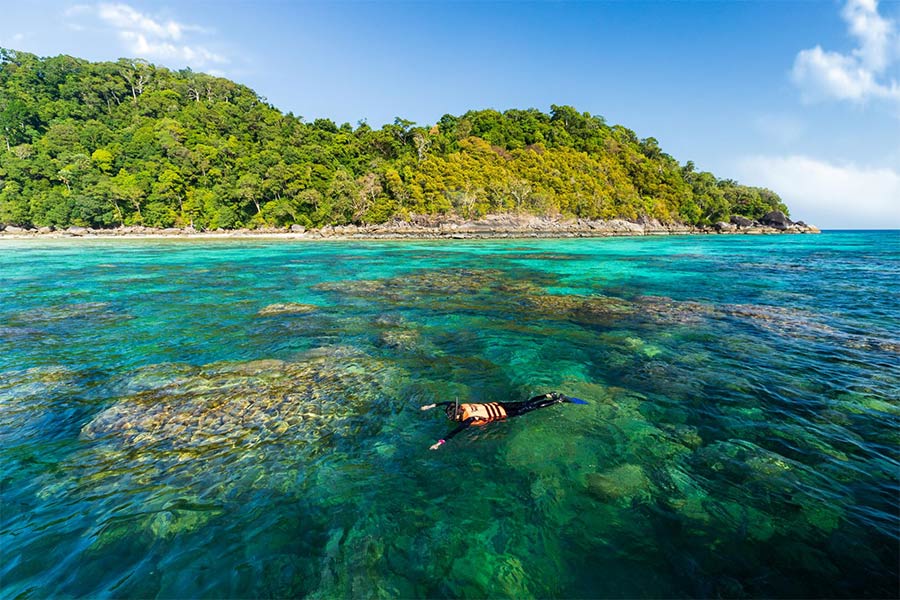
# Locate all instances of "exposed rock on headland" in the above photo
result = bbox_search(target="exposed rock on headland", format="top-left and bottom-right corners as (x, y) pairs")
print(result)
(0, 214), (821, 239)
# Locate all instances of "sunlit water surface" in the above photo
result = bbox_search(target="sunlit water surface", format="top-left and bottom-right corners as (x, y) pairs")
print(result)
(1, 232), (897, 598)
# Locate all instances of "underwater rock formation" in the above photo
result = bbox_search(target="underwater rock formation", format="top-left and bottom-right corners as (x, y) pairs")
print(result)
(314, 268), (554, 311)
(9, 302), (129, 333)
(257, 302), (319, 316)
(0, 365), (87, 447)
(586, 464), (653, 503)
(43, 347), (408, 546)
(81, 347), (403, 454)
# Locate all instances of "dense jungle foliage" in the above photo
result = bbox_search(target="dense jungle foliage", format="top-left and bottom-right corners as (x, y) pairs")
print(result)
(0, 49), (789, 229)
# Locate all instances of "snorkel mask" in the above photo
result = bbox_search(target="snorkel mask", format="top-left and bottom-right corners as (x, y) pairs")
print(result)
(444, 396), (461, 420)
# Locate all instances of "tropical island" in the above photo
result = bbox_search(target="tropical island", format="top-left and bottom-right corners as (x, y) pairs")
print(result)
(0, 48), (817, 237)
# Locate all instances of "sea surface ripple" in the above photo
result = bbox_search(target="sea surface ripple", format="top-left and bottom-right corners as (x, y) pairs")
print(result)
(0, 231), (897, 598)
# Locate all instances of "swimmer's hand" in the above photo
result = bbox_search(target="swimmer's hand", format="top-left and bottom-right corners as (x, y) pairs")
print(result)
(420, 403), (436, 411)
(429, 439), (446, 450)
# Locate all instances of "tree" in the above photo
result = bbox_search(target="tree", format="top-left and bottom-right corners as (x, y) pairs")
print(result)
(111, 169), (145, 223)
(57, 153), (91, 193)
(0, 180), (29, 224)
(91, 148), (114, 173)
(236, 173), (263, 217)
(152, 168), (186, 217)
(0, 98), (36, 151)
(356, 172), (382, 222)
(0, 49), (798, 229)
(117, 58), (151, 101)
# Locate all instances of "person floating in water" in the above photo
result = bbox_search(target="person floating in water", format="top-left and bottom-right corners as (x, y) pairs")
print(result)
(420, 392), (588, 450)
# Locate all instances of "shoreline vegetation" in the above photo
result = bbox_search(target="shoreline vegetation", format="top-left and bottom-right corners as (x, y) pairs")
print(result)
(1, 49), (812, 235)
(1, 212), (819, 240)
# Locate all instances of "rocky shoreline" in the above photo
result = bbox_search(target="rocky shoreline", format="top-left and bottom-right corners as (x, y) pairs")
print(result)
(0, 211), (819, 240)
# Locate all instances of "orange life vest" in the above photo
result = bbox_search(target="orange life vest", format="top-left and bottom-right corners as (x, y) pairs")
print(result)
(459, 402), (507, 426)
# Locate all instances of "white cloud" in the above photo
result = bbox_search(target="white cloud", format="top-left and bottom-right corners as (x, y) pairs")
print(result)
(67, 3), (226, 67)
(736, 155), (900, 229)
(98, 3), (185, 40)
(792, 0), (900, 105)
(120, 31), (225, 65)
(843, 0), (894, 71)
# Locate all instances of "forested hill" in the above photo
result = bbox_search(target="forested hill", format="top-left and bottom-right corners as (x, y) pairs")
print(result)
(0, 48), (789, 230)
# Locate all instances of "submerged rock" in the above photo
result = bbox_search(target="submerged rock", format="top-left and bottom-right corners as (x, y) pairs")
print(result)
(634, 295), (716, 326)
(55, 347), (408, 547)
(449, 549), (534, 599)
(147, 501), (224, 540)
(800, 499), (844, 533)
(376, 328), (422, 352)
(314, 268), (557, 312)
(257, 302), (319, 316)
(586, 463), (653, 503)
(0, 366), (82, 443)
(81, 348), (401, 453)
(703, 499), (779, 542)
(528, 293), (637, 325)
(722, 303), (836, 338)
(13, 301), (119, 324)
(0, 326), (44, 342)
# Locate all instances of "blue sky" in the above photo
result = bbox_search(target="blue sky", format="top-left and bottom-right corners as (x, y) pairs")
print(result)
(2, 0), (899, 228)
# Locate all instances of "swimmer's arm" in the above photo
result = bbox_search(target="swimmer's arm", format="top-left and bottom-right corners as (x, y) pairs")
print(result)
(420, 402), (455, 411)
(429, 417), (475, 450)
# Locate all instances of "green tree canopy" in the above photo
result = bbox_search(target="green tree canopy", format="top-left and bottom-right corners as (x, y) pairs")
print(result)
(0, 48), (790, 229)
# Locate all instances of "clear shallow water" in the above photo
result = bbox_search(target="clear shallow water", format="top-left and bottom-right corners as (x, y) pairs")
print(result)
(0, 232), (897, 598)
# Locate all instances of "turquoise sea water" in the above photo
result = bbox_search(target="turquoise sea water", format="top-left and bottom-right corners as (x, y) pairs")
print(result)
(1, 231), (897, 598)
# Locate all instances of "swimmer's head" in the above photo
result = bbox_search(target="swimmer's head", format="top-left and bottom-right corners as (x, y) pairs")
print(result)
(445, 402), (462, 421)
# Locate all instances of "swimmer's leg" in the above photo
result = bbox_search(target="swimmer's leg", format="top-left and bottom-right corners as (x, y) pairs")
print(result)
(504, 393), (588, 416)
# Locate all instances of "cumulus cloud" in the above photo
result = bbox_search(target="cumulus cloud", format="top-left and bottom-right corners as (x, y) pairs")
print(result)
(98, 3), (189, 40)
(67, 3), (226, 67)
(792, 0), (900, 104)
(736, 155), (900, 229)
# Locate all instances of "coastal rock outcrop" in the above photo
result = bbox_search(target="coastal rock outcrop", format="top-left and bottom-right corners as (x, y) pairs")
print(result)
(0, 213), (822, 239)
(730, 215), (755, 228)
(715, 221), (737, 232)
(759, 210), (792, 230)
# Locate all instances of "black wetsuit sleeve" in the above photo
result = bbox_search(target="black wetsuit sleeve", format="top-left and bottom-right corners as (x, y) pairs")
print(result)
(443, 417), (476, 441)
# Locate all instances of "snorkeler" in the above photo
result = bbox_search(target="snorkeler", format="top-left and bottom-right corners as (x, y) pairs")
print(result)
(420, 392), (588, 450)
